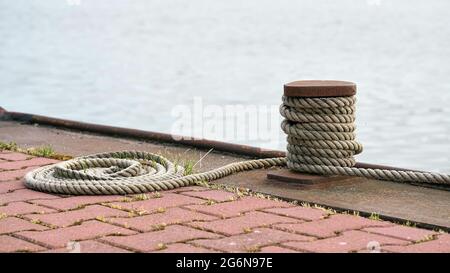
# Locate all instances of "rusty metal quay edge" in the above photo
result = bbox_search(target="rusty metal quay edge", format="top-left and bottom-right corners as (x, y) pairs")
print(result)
(0, 108), (284, 158)
(0, 107), (417, 173)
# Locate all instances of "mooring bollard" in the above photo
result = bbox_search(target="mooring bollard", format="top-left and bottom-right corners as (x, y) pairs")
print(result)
(23, 80), (450, 195)
(268, 80), (361, 186)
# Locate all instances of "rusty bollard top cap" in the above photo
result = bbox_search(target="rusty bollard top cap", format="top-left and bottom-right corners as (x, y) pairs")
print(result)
(284, 80), (356, 97)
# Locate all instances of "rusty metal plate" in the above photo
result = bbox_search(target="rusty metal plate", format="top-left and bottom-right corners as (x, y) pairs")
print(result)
(267, 169), (361, 189)
(284, 80), (356, 97)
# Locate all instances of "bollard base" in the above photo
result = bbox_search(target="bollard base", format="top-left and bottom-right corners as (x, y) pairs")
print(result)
(267, 169), (358, 188)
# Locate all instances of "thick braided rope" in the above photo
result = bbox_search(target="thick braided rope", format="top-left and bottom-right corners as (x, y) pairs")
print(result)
(25, 150), (286, 195)
(281, 95), (450, 186)
(24, 96), (450, 196)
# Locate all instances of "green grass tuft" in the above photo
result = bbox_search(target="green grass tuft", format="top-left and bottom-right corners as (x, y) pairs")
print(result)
(0, 141), (71, 160)
(369, 212), (381, 221)
(0, 141), (18, 151)
(183, 160), (195, 175)
(27, 145), (55, 157)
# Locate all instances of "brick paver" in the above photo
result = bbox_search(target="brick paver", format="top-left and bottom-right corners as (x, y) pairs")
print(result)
(108, 193), (205, 214)
(108, 207), (217, 232)
(0, 151), (448, 253)
(0, 166), (41, 181)
(362, 225), (438, 242)
(185, 196), (292, 218)
(23, 205), (130, 227)
(16, 220), (136, 248)
(41, 240), (131, 253)
(167, 186), (210, 193)
(382, 233), (450, 253)
(152, 243), (220, 253)
(0, 189), (59, 205)
(283, 230), (409, 253)
(274, 214), (392, 238)
(0, 157), (58, 171)
(0, 201), (56, 215)
(0, 217), (48, 234)
(180, 190), (237, 202)
(0, 235), (45, 252)
(31, 195), (123, 210)
(100, 225), (221, 252)
(0, 180), (27, 193)
(188, 211), (301, 235)
(263, 206), (329, 221)
(0, 152), (33, 161)
(192, 228), (312, 252)
(259, 246), (301, 253)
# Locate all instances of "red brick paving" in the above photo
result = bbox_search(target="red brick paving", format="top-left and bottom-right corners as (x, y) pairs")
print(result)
(274, 214), (392, 238)
(0, 180), (27, 194)
(100, 225), (221, 252)
(23, 205), (130, 227)
(0, 152), (32, 161)
(0, 166), (41, 181)
(185, 196), (292, 218)
(188, 211), (301, 236)
(0, 201), (56, 215)
(0, 157), (58, 171)
(0, 189), (59, 205)
(362, 225), (438, 242)
(167, 186), (209, 193)
(0, 217), (48, 234)
(263, 206), (329, 221)
(0, 151), (448, 253)
(41, 240), (132, 253)
(153, 243), (219, 253)
(259, 245), (300, 253)
(192, 228), (312, 252)
(31, 195), (123, 210)
(382, 233), (450, 253)
(16, 220), (136, 248)
(0, 235), (45, 252)
(282, 230), (409, 253)
(109, 193), (205, 214)
(180, 190), (237, 202)
(108, 207), (217, 232)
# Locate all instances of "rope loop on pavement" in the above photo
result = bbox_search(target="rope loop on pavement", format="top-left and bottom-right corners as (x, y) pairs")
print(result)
(25, 150), (286, 195)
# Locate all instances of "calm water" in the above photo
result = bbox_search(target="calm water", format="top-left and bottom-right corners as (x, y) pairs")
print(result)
(1, 0), (450, 173)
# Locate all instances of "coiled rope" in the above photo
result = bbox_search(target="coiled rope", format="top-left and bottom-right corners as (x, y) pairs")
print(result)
(24, 151), (286, 195)
(25, 95), (450, 195)
(280, 95), (450, 186)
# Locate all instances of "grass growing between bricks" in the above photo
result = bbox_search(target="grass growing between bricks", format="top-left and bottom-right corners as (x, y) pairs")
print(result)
(369, 212), (381, 221)
(0, 141), (72, 160)
(183, 160), (195, 176)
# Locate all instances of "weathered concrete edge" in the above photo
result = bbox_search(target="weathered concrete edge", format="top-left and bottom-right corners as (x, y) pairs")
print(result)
(0, 108), (419, 172)
(0, 109), (284, 159)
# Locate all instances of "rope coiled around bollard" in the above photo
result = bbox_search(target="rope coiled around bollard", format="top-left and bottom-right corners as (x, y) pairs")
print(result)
(280, 95), (450, 186)
(24, 96), (450, 195)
